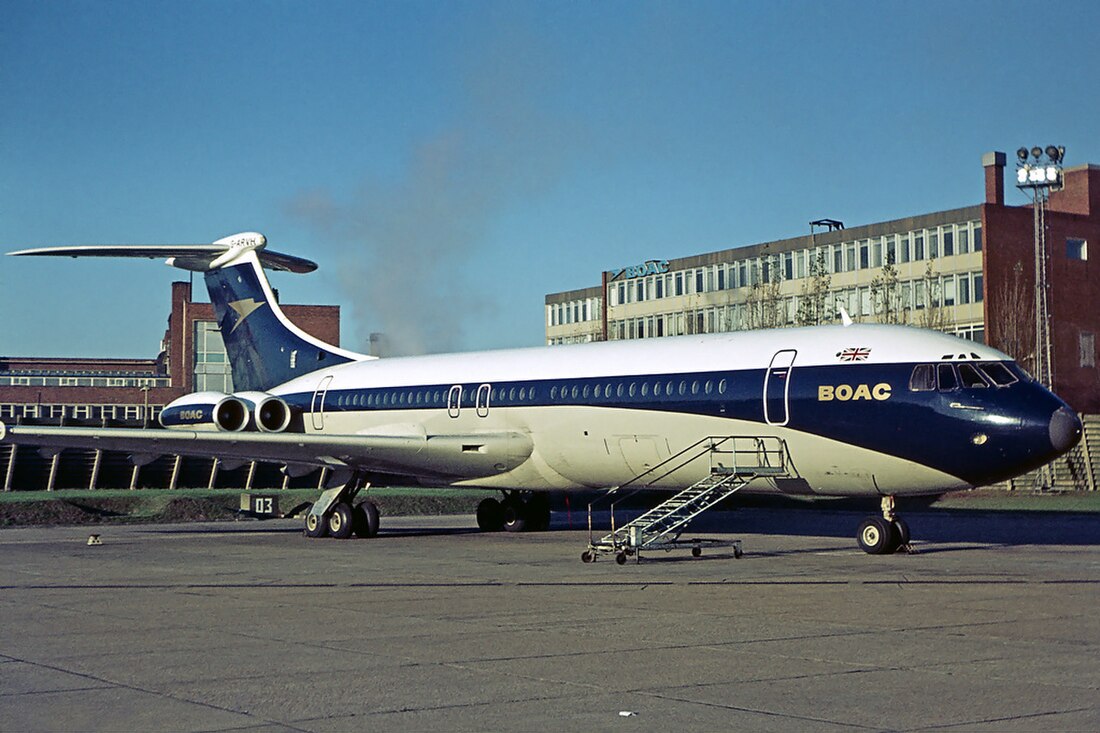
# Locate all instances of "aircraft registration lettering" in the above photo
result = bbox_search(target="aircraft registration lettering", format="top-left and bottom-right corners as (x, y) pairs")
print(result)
(178, 409), (205, 420)
(818, 383), (891, 402)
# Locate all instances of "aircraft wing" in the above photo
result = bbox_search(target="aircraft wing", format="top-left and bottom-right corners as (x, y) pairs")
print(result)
(0, 423), (533, 482)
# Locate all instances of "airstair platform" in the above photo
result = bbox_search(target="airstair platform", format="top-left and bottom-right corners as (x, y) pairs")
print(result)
(582, 436), (796, 564)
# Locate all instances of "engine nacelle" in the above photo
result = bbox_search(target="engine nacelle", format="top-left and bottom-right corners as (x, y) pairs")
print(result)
(233, 391), (293, 433)
(160, 392), (249, 432)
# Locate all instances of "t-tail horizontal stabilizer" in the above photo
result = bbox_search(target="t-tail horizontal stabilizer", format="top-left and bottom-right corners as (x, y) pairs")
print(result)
(8, 232), (372, 391)
(8, 232), (318, 273)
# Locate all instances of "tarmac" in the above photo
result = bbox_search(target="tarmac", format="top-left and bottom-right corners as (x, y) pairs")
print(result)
(1, 505), (1098, 732)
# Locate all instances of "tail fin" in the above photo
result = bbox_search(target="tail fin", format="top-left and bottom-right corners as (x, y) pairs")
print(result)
(9, 232), (371, 392)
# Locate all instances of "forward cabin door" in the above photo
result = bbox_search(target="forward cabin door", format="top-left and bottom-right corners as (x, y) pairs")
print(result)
(763, 349), (796, 426)
(311, 375), (334, 431)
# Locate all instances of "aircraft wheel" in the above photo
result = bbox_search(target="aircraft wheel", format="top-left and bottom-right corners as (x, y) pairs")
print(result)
(615, 552), (628, 565)
(734, 545), (744, 559)
(526, 494), (551, 532)
(304, 509), (328, 538)
(891, 518), (910, 552)
(327, 502), (354, 539)
(476, 497), (504, 532)
(581, 550), (595, 563)
(691, 546), (702, 558)
(857, 516), (895, 555)
(501, 497), (527, 533)
(353, 501), (380, 538)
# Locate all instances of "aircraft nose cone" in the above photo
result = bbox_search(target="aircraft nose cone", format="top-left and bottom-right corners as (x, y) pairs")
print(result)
(1049, 407), (1082, 454)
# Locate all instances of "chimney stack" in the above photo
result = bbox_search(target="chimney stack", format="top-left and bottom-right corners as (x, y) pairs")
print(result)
(983, 151), (1006, 206)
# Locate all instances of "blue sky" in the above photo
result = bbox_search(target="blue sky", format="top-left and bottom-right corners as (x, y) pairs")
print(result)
(3, 0), (1099, 357)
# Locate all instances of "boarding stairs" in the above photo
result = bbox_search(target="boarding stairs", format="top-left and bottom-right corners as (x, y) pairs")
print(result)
(583, 436), (796, 563)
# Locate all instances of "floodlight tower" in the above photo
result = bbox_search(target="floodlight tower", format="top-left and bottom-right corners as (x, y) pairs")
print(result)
(1015, 145), (1064, 389)
(1015, 144), (1064, 490)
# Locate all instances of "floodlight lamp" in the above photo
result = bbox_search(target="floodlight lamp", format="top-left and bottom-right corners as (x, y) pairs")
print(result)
(1045, 145), (1059, 161)
(1058, 146), (1066, 161)
(1031, 146), (1043, 160)
(1046, 166), (1059, 182)
(1017, 147), (1029, 162)
(1030, 167), (1045, 183)
(1017, 168), (1029, 184)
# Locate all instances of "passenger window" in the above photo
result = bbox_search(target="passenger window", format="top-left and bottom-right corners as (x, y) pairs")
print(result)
(617, 383), (624, 398)
(978, 362), (1018, 387)
(550, 386), (558, 400)
(718, 378), (727, 394)
(938, 364), (958, 391)
(909, 364), (936, 392)
(641, 383), (649, 397)
(519, 387), (527, 401)
(679, 380), (687, 395)
(958, 363), (989, 388)
(629, 382), (637, 397)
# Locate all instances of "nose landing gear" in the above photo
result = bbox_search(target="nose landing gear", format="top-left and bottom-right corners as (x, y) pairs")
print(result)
(856, 496), (913, 555)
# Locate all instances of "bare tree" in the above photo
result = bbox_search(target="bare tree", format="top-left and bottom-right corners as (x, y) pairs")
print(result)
(870, 251), (906, 325)
(795, 250), (833, 326)
(989, 261), (1036, 371)
(917, 258), (948, 331)
(745, 255), (785, 330)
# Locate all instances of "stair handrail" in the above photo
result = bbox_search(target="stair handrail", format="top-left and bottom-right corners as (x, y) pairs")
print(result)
(587, 435), (795, 549)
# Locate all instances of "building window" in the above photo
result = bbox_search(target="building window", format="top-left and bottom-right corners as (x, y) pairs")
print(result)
(1067, 238), (1088, 260)
(1081, 332), (1096, 368)
(974, 273), (984, 302)
(914, 233), (925, 261)
(974, 224), (982, 251)
(958, 227), (970, 254)
(943, 227), (954, 257)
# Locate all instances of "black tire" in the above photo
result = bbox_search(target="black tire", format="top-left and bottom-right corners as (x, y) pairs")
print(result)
(501, 497), (527, 533)
(304, 509), (328, 538)
(891, 518), (910, 552)
(581, 550), (595, 563)
(353, 501), (380, 538)
(476, 497), (504, 532)
(615, 552), (627, 565)
(526, 494), (552, 532)
(734, 546), (744, 559)
(857, 516), (896, 555)
(691, 546), (702, 558)
(327, 502), (354, 539)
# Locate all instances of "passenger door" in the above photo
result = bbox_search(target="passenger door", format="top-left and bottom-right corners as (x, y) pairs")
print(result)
(311, 374), (333, 431)
(764, 349), (796, 426)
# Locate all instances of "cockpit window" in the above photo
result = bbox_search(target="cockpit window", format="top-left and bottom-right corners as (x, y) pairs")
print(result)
(909, 364), (936, 391)
(978, 362), (1019, 386)
(957, 363), (989, 388)
(937, 364), (959, 391)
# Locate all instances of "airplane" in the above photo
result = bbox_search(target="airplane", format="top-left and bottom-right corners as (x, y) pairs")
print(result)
(0, 232), (1082, 556)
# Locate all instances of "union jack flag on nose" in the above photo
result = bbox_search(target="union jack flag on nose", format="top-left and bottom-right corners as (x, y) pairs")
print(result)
(837, 347), (871, 362)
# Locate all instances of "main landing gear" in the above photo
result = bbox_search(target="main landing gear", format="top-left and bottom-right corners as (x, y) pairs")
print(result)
(303, 475), (380, 540)
(476, 491), (551, 533)
(856, 496), (912, 555)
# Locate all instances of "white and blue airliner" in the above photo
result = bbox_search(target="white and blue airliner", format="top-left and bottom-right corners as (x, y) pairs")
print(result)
(1, 233), (1082, 555)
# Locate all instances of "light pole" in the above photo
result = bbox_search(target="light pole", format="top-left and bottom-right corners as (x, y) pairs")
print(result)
(1015, 145), (1064, 489)
(1014, 145), (1064, 390)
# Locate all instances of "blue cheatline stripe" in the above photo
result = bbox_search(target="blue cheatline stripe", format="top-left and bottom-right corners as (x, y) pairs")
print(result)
(279, 360), (1066, 487)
